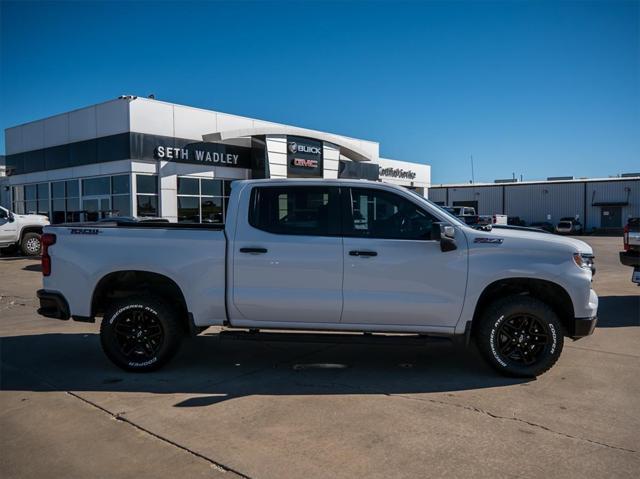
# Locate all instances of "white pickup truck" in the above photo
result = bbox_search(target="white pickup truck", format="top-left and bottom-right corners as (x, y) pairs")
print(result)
(0, 206), (50, 256)
(37, 179), (598, 377)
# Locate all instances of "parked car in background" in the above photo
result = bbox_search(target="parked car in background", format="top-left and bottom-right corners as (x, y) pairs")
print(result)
(529, 222), (555, 233)
(477, 214), (507, 226)
(443, 206), (479, 225)
(620, 217), (640, 285)
(508, 216), (527, 227)
(38, 179), (598, 378)
(555, 218), (583, 235)
(0, 205), (50, 256)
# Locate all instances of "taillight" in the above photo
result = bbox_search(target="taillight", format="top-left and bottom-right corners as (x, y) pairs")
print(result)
(41, 233), (56, 276)
(623, 225), (629, 251)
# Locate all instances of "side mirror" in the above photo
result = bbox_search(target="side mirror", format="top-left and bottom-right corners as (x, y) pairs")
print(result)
(431, 223), (457, 252)
(8, 212), (15, 222)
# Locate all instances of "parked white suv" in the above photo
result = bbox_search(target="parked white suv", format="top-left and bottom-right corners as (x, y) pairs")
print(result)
(0, 206), (50, 256)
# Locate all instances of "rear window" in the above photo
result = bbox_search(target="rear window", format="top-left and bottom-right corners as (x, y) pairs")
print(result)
(558, 221), (572, 228)
(249, 186), (339, 236)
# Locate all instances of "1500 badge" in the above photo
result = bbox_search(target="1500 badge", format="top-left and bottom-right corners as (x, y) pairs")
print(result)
(69, 228), (101, 235)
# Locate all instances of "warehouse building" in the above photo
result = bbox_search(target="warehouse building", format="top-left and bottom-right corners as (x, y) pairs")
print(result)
(1, 96), (430, 223)
(428, 176), (640, 231)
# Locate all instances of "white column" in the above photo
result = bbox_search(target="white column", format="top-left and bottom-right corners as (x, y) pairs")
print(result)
(323, 142), (340, 179)
(265, 135), (288, 178)
(159, 160), (178, 222)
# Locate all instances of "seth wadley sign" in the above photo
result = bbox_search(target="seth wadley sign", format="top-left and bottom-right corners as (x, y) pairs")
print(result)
(154, 146), (241, 165)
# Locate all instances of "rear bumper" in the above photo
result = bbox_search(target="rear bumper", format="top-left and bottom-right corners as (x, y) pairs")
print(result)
(619, 250), (640, 267)
(36, 289), (70, 320)
(569, 316), (598, 339)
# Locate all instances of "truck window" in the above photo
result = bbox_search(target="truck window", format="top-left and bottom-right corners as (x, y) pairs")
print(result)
(346, 188), (437, 240)
(249, 186), (339, 236)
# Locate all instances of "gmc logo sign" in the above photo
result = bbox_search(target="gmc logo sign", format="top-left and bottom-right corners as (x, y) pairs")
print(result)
(292, 158), (318, 168)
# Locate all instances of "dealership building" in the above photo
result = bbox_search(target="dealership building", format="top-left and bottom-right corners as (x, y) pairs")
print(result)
(0, 96), (430, 223)
(428, 175), (640, 230)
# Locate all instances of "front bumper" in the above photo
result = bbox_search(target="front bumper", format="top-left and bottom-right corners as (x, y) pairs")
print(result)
(569, 316), (598, 339)
(36, 289), (70, 320)
(619, 250), (640, 267)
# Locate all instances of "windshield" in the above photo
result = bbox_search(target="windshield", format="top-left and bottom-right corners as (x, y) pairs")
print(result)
(403, 190), (466, 227)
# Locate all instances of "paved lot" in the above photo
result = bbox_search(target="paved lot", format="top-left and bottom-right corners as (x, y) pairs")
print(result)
(1, 236), (638, 478)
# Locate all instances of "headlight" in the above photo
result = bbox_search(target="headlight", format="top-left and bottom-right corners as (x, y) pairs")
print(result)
(573, 253), (595, 273)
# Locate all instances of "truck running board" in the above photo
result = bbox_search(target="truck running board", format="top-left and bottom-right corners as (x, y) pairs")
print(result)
(218, 330), (453, 346)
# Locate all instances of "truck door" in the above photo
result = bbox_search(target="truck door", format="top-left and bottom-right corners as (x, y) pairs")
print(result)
(231, 185), (343, 324)
(0, 207), (18, 244)
(341, 187), (468, 329)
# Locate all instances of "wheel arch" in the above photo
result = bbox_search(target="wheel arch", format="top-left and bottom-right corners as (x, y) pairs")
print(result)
(91, 270), (194, 334)
(471, 278), (575, 336)
(20, 226), (44, 242)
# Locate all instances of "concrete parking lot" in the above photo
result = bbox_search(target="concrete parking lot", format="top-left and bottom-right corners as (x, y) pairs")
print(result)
(1, 236), (638, 478)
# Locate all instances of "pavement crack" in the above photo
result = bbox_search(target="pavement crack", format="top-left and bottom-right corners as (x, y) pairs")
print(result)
(66, 391), (253, 478)
(320, 380), (637, 455)
(565, 344), (640, 359)
(390, 393), (638, 454)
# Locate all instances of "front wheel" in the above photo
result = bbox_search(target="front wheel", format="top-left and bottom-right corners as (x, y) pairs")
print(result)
(100, 296), (183, 372)
(475, 296), (564, 377)
(21, 232), (42, 256)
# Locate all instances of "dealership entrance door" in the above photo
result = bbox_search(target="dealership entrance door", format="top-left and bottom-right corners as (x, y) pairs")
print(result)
(600, 206), (622, 229)
(82, 196), (111, 221)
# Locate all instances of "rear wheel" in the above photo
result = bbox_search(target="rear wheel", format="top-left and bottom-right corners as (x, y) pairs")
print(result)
(100, 296), (182, 372)
(475, 296), (564, 377)
(21, 232), (42, 256)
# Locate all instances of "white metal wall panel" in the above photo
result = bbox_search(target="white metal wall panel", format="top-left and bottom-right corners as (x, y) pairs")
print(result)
(506, 182), (585, 224)
(446, 185), (503, 215)
(587, 180), (640, 229)
(427, 188), (446, 204)
(69, 106), (98, 142)
(44, 114), (69, 148)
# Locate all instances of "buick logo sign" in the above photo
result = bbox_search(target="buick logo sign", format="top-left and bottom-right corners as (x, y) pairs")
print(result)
(288, 141), (321, 155)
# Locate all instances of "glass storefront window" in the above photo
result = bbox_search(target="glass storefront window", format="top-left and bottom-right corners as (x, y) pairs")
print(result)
(52, 181), (65, 198)
(137, 175), (158, 194)
(25, 185), (37, 201)
(111, 175), (130, 195)
(178, 196), (199, 222)
(201, 179), (222, 196)
(66, 179), (79, 197)
(178, 177), (199, 195)
(112, 195), (131, 217)
(177, 177), (229, 223)
(82, 177), (110, 196)
(137, 195), (158, 217)
(201, 197), (224, 224)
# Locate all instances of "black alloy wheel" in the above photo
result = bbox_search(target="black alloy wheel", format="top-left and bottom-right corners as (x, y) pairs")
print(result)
(476, 295), (564, 377)
(100, 296), (182, 372)
(112, 307), (164, 362)
(494, 314), (550, 366)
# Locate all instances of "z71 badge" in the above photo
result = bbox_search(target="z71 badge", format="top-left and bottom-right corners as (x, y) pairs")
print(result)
(474, 237), (504, 244)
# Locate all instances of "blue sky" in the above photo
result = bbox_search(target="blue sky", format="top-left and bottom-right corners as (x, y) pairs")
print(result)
(1, 0), (638, 183)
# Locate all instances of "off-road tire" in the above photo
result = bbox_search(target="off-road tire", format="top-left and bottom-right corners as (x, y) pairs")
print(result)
(100, 296), (183, 372)
(476, 296), (564, 377)
(21, 232), (42, 256)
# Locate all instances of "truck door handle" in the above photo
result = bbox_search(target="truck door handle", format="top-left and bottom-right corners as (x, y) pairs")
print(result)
(349, 250), (378, 257)
(240, 247), (268, 254)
